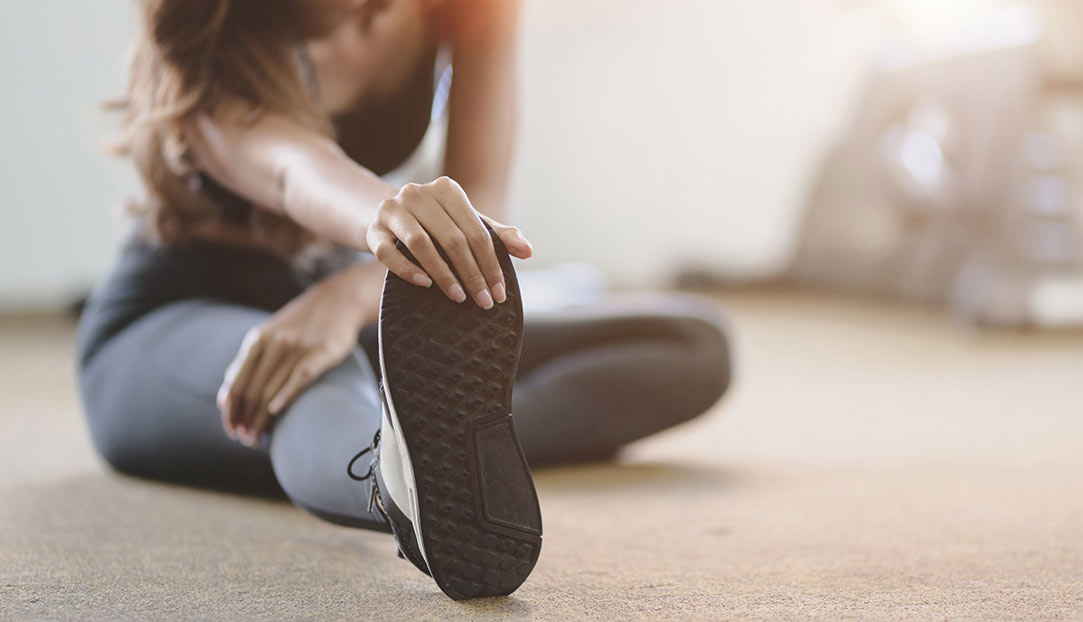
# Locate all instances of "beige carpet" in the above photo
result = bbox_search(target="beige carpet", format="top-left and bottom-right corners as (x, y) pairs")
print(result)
(1, 292), (1081, 621)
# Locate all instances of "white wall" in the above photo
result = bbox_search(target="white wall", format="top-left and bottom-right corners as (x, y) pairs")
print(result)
(512, 0), (878, 284)
(0, 0), (877, 309)
(0, 1), (136, 309)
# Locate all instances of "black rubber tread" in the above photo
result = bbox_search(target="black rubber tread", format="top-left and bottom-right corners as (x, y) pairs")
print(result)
(379, 226), (543, 600)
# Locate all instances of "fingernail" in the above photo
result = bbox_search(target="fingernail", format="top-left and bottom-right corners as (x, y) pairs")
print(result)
(412, 272), (432, 287)
(477, 289), (494, 310)
(268, 399), (282, 415)
(449, 284), (467, 302)
(491, 282), (506, 303)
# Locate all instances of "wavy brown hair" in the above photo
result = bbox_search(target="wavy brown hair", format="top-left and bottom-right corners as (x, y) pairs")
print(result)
(113, 0), (332, 252)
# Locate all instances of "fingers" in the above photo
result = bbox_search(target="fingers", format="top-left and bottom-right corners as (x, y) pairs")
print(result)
(218, 329), (296, 446)
(217, 328), (264, 440)
(369, 177), (535, 307)
(219, 331), (337, 445)
(433, 178), (505, 305)
(479, 213), (534, 260)
(235, 337), (289, 440)
(388, 212), (469, 304)
(261, 347), (302, 417)
(368, 227), (434, 288)
(240, 342), (304, 444)
(268, 350), (338, 418)
(229, 338), (353, 445)
(403, 198), (493, 308)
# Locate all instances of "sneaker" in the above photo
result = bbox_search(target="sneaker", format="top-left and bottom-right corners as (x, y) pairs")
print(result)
(370, 223), (543, 600)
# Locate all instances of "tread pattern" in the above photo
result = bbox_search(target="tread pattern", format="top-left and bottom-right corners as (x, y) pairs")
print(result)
(380, 228), (542, 600)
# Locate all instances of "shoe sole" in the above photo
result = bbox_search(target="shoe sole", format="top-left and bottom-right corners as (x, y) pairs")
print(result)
(378, 228), (543, 600)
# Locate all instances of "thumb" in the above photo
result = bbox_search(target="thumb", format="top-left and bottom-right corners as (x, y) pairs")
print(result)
(480, 215), (533, 259)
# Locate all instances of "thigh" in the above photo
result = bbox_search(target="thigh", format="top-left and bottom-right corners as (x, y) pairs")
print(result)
(79, 300), (281, 493)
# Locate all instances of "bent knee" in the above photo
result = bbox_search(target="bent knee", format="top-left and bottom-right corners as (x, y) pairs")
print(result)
(87, 421), (143, 477)
(669, 306), (734, 415)
(80, 369), (144, 478)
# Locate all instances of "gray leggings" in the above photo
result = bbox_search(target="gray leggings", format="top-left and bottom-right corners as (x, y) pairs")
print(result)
(79, 295), (730, 531)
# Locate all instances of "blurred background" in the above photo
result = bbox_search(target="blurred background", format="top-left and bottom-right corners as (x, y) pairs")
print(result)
(5, 0), (1083, 327)
(3, 2), (1082, 619)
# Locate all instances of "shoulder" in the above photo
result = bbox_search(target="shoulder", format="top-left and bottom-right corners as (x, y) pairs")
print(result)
(434, 0), (520, 41)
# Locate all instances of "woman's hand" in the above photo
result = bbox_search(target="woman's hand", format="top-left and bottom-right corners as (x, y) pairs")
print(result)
(365, 176), (533, 309)
(216, 262), (384, 446)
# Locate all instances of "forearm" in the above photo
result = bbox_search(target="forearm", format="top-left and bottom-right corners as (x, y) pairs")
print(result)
(289, 259), (385, 329)
(278, 143), (399, 252)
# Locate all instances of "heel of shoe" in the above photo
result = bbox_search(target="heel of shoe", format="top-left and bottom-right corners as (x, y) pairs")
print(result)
(474, 416), (543, 536)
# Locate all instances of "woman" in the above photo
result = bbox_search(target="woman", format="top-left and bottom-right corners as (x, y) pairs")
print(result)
(78, 0), (731, 600)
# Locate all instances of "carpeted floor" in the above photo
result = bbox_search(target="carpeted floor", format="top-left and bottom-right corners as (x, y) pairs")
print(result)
(1, 292), (1081, 621)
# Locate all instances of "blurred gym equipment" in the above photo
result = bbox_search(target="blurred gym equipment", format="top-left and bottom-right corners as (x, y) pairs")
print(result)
(791, 2), (1083, 327)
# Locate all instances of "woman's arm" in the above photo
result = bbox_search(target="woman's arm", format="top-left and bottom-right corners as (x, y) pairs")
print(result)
(186, 101), (532, 308)
(187, 105), (390, 251)
(194, 101), (533, 441)
(441, 0), (521, 220)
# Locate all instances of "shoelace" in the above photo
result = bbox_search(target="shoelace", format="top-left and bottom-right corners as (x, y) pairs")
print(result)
(347, 429), (382, 514)
(347, 429), (381, 481)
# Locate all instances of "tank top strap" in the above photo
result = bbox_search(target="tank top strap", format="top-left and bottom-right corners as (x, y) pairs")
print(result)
(292, 28), (322, 109)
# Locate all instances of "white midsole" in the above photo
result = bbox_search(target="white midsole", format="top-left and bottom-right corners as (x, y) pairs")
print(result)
(377, 308), (429, 567)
